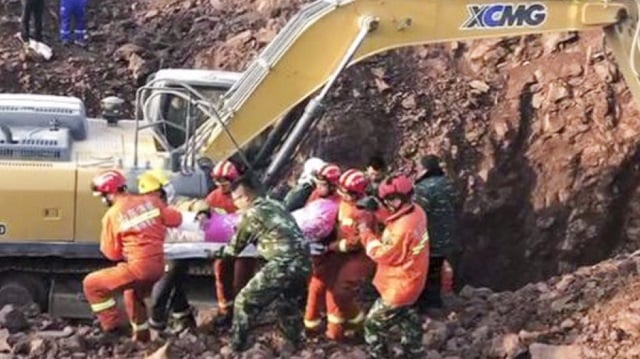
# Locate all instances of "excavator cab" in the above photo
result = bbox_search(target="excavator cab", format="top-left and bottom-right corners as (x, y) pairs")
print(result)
(133, 67), (305, 198)
(141, 69), (242, 151)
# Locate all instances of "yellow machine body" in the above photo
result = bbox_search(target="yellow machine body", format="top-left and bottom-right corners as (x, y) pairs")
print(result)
(0, 118), (163, 243)
(201, 0), (639, 161)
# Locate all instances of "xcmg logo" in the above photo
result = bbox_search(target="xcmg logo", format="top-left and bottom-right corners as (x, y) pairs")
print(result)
(461, 3), (548, 30)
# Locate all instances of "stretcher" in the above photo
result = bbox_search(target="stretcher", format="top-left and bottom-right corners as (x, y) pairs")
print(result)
(163, 198), (339, 259)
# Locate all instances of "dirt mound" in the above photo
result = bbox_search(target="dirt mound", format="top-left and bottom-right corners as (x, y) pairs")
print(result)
(2, 0), (640, 291)
(422, 250), (640, 358)
(0, 251), (638, 358)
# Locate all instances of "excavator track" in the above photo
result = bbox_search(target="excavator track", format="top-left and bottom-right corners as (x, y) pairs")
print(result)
(0, 257), (215, 276)
(0, 257), (218, 319)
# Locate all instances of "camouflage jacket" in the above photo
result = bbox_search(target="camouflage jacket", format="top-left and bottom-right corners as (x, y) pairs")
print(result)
(413, 174), (456, 257)
(223, 197), (310, 262)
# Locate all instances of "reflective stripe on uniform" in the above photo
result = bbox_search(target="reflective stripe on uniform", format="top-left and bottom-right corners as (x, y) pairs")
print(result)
(366, 240), (382, 255)
(327, 314), (345, 324)
(120, 208), (160, 231)
(148, 318), (166, 329)
(348, 310), (365, 324)
(171, 310), (191, 319)
(304, 318), (322, 329)
(90, 298), (116, 312)
(338, 239), (348, 253)
(411, 231), (430, 255)
(341, 218), (354, 226)
(131, 321), (149, 332)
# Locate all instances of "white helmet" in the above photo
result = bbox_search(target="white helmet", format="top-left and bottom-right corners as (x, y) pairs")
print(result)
(298, 157), (326, 184)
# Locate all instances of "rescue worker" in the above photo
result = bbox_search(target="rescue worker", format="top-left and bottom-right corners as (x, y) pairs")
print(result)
(303, 163), (342, 334)
(215, 174), (311, 352)
(20, 0), (44, 43)
(83, 169), (183, 342)
(414, 154), (456, 311)
(283, 157), (326, 211)
(323, 169), (376, 340)
(144, 170), (200, 333)
(358, 174), (429, 359)
(365, 155), (387, 197)
(206, 160), (257, 327)
(60, 0), (88, 46)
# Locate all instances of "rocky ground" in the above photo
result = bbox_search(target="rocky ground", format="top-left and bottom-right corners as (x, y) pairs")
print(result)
(0, 249), (639, 358)
(4, 0), (640, 357)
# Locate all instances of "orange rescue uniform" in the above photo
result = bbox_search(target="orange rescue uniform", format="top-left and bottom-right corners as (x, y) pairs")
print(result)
(303, 190), (341, 332)
(83, 194), (182, 341)
(360, 204), (430, 307)
(324, 199), (377, 340)
(206, 187), (257, 316)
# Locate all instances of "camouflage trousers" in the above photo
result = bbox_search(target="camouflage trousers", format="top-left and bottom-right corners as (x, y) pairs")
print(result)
(231, 257), (311, 351)
(364, 298), (424, 359)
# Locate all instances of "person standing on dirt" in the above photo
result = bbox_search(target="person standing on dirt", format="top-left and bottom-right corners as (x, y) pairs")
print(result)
(59, 0), (87, 46)
(206, 160), (258, 329)
(413, 154), (457, 311)
(83, 170), (183, 343)
(214, 174), (311, 353)
(140, 169), (200, 334)
(322, 169), (376, 341)
(357, 174), (428, 359)
(149, 200), (210, 334)
(20, 0), (44, 43)
(302, 163), (342, 334)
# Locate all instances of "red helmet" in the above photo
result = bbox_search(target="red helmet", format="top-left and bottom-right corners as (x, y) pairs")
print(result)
(316, 163), (341, 185)
(339, 169), (368, 194)
(378, 174), (413, 199)
(91, 170), (127, 195)
(211, 160), (240, 181)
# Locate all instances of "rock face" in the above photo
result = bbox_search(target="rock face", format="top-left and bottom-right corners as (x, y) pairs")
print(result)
(1, 0), (640, 291)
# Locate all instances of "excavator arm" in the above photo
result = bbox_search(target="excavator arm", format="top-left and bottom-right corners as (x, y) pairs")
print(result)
(197, 0), (639, 178)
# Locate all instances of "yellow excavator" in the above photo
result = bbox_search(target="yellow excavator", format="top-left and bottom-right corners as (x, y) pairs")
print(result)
(1, 0), (640, 318)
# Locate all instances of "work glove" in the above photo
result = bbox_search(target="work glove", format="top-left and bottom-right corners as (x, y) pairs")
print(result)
(356, 196), (380, 212)
(309, 242), (328, 256)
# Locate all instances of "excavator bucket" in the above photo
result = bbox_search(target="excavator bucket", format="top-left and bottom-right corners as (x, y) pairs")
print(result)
(605, 0), (640, 109)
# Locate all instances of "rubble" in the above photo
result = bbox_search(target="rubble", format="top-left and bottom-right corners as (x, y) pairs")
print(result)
(0, 252), (631, 357)
(0, 305), (29, 334)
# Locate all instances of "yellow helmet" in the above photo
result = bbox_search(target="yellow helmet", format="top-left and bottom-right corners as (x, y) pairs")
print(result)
(137, 169), (170, 194)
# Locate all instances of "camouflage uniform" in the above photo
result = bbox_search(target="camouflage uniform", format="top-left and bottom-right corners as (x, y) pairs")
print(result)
(364, 299), (424, 359)
(222, 197), (311, 351)
(413, 173), (456, 309)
